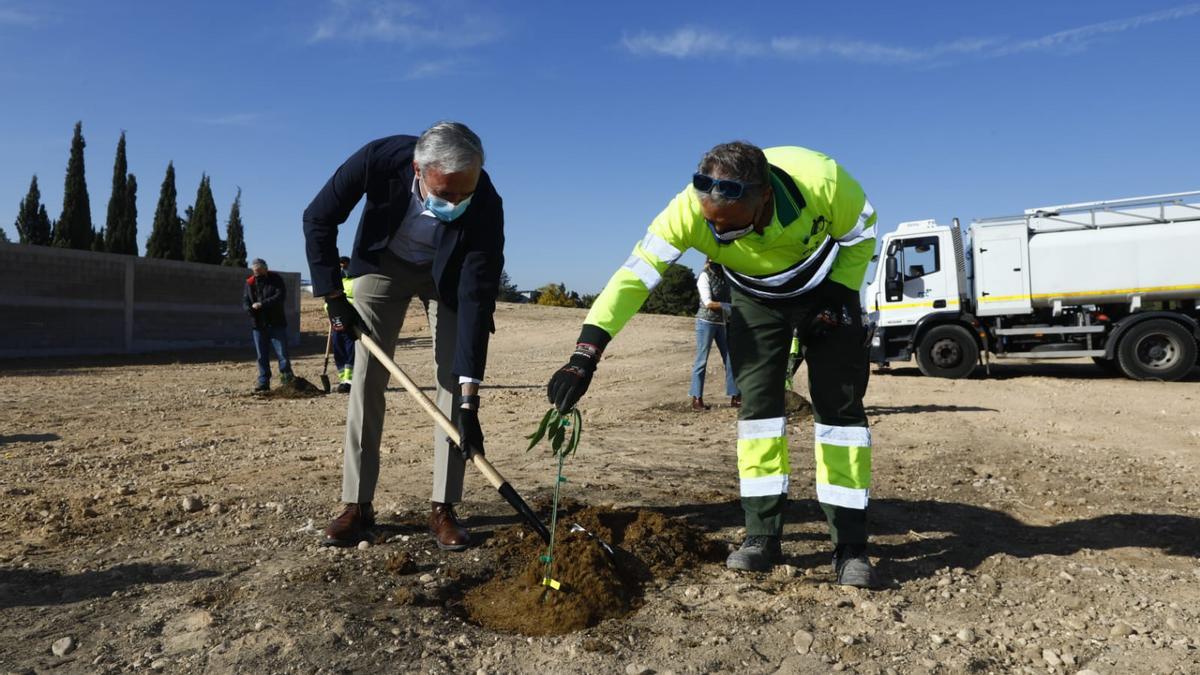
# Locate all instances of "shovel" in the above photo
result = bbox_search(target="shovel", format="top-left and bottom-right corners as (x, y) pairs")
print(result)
(357, 333), (552, 544)
(319, 327), (333, 394)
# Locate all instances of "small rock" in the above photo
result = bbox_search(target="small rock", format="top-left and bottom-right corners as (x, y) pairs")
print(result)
(254, 621), (265, 632)
(977, 573), (998, 595)
(683, 586), (700, 599)
(774, 564), (798, 578)
(1076, 670), (1101, 675)
(837, 635), (855, 646)
(1042, 649), (1062, 667)
(150, 658), (169, 671)
(115, 485), (134, 496)
(793, 630), (815, 654)
(929, 634), (945, 646)
(956, 628), (975, 643)
(625, 664), (653, 675)
(1109, 621), (1134, 637)
(419, 573), (435, 584)
(181, 496), (203, 513)
(209, 503), (225, 515)
(51, 637), (75, 656)
(357, 540), (370, 550)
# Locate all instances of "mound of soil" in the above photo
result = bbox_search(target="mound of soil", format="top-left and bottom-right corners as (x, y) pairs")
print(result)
(262, 377), (325, 399)
(462, 506), (722, 636)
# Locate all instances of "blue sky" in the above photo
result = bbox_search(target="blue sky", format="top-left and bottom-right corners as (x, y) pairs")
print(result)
(2, 1), (1198, 292)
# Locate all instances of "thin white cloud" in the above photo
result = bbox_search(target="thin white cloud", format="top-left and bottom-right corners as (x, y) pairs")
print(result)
(0, 2), (42, 25)
(403, 59), (462, 80)
(310, 0), (502, 49)
(994, 3), (1200, 56)
(194, 113), (263, 127)
(621, 4), (1200, 65)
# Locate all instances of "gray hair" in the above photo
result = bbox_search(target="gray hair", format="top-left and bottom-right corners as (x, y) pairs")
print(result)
(694, 141), (768, 206)
(415, 121), (485, 173)
(250, 258), (267, 270)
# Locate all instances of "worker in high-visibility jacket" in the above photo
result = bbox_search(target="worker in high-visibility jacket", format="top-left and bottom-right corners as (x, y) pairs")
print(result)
(332, 256), (357, 393)
(547, 142), (878, 587)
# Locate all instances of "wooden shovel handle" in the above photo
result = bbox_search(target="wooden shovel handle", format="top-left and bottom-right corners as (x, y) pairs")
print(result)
(357, 333), (507, 490)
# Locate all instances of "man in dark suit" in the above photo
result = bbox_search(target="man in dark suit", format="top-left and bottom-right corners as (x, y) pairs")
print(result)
(303, 121), (504, 550)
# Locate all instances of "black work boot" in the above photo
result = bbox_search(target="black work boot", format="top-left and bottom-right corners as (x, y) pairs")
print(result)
(323, 503), (375, 547)
(833, 543), (876, 588)
(725, 535), (782, 571)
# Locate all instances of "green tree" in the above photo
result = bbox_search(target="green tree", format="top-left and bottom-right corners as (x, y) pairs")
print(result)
(103, 132), (138, 254)
(146, 162), (183, 259)
(496, 269), (521, 302)
(14, 175), (52, 245)
(0, 227), (10, 243)
(91, 227), (106, 252)
(183, 174), (222, 264)
(52, 121), (94, 249)
(536, 283), (579, 308)
(221, 188), (247, 267)
(643, 263), (699, 316)
(118, 173), (138, 255)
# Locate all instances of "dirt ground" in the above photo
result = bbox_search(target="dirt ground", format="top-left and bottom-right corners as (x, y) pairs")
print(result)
(2, 297), (1198, 674)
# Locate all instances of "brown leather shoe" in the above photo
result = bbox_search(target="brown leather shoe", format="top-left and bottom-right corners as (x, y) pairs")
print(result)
(730, 395), (742, 408)
(429, 502), (470, 551)
(323, 502), (374, 547)
(691, 396), (710, 411)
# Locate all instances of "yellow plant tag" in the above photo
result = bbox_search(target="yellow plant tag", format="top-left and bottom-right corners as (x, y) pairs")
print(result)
(541, 577), (562, 591)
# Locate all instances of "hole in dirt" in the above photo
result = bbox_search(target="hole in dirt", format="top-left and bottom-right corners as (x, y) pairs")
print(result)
(456, 501), (724, 636)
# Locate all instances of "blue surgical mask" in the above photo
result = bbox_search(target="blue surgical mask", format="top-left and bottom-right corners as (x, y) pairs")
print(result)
(707, 219), (754, 244)
(425, 192), (473, 222)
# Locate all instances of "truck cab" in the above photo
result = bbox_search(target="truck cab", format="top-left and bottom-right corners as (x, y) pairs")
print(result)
(866, 220), (978, 377)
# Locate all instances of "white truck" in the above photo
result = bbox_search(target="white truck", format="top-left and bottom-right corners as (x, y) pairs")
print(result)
(864, 191), (1200, 381)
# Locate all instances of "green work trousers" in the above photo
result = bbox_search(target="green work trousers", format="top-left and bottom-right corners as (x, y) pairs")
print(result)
(728, 280), (872, 545)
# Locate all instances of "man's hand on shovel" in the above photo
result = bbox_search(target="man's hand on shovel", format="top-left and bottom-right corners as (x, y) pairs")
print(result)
(453, 407), (485, 462)
(326, 293), (369, 338)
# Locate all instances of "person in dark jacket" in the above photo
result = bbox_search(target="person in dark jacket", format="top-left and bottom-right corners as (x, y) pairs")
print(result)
(303, 122), (504, 550)
(243, 258), (293, 392)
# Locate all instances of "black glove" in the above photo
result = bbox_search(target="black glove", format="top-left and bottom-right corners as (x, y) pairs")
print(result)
(808, 283), (859, 338)
(453, 407), (485, 461)
(547, 342), (601, 413)
(325, 294), (368, 338)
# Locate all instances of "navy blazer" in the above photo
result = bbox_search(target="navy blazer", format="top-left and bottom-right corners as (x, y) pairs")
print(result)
(302, 135), (505, 380)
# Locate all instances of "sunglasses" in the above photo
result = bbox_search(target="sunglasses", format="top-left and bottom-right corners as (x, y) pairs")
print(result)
(692, 173), (758, 200)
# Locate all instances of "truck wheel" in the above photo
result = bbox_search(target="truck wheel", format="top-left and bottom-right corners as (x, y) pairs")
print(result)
(916, 324), (979, 379)
(1116, 319), (1198, 381)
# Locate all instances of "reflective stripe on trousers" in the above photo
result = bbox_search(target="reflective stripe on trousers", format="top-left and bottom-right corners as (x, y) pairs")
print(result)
(737, 417), (789, 498)
(814, 423), (871, 510)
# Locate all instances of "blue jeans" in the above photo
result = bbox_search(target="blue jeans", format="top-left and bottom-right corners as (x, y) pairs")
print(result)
(690, 319), (738, 398)
(252, 326), (292, 386)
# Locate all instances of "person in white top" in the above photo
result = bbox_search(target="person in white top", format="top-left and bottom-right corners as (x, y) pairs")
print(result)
(690, 259), (741, 410)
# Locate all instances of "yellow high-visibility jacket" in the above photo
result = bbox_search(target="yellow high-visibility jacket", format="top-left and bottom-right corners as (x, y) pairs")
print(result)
(584, 146), (877, 339)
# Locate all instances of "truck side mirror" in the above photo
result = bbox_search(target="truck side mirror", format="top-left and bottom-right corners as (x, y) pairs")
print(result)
(884, 255), (903, 302)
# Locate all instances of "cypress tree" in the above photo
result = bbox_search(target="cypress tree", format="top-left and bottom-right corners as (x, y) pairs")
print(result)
(119, 173), (138, 255)
(146, 162), (183, 260)
(222, 187), (247, 267)
(14, 175), (52, 245)
(104, 132), (129, 254)
(52, 121), (94, 249)
(183, 174), (222, 264)
(0, 227), (9, 243)
(91, 227), (106, 252)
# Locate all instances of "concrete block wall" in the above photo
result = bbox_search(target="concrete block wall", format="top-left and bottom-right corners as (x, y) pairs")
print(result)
(0, 242), (300, 358)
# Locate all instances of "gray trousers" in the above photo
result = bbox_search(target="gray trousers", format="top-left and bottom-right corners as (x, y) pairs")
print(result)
(341, 251), (465, 505)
